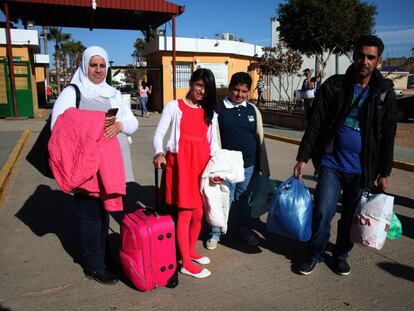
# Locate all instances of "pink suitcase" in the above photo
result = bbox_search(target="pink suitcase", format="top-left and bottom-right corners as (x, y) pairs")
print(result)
(119, 167), (178, 291)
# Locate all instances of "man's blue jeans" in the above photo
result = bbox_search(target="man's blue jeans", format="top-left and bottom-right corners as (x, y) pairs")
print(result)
(210, 165), (256, 241)
(309, 166), (362, 262)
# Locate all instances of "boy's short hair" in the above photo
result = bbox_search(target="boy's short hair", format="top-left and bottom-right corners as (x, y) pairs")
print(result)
(353, 35), (384, 56)
(229, 72), (252, 89)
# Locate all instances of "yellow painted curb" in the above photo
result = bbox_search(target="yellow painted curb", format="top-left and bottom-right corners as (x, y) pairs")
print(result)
(393, 160), (414, 172)
(264, 133), (301, 145)
(0, 129), (31, 203)
(264, 132), (414, 172)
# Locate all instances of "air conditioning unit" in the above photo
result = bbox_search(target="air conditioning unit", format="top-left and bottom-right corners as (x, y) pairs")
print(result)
(221, 33), (235, 41)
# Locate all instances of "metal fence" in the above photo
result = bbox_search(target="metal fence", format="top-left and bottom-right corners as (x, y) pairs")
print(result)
(255, 99), (306, 115)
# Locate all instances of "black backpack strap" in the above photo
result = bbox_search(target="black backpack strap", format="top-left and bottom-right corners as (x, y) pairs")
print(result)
(67, 83), (81, 108)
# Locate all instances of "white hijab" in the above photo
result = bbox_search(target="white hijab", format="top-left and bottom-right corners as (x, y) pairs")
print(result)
(70, 46), (116, 100)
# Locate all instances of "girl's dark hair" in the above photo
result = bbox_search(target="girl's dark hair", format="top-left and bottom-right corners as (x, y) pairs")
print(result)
(187, 68), (217, 125)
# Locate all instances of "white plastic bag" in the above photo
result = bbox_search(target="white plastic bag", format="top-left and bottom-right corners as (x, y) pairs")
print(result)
(350, 192), (394, 250)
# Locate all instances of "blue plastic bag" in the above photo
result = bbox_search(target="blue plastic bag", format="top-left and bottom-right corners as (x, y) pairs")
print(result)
(267, 176), (313, 241)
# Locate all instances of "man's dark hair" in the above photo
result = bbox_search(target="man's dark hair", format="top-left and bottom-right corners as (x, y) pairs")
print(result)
(353, 35), (384, 56)
(229, 72), (252, 89)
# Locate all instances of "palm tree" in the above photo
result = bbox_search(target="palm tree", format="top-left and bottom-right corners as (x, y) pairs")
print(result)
(72, 40), (86, 74)
(131, 38), (146, 65)
(47, 27), (71, 93)
(131, 29), (157, 65)
(41, 26), (50, 88)
(61, 43), (69, 85)
(61, 40), (85, 83)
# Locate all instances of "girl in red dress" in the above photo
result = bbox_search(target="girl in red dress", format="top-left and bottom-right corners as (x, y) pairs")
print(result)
(153, 69), (219, 278)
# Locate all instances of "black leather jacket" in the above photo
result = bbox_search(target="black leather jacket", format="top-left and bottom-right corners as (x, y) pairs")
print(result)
(296, 65), (397, 187)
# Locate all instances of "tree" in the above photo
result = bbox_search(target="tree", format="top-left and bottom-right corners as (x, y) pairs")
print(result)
(277, 0), (376, 76)
(61, 40), (86, 82)
(131, 30), (157, 65)
(47, 27), (71, 93)
(41, 26), (50, 88)
(251, 42), (303, 103)
(124, 68), (146, 94)
(131, 38), (147, 65)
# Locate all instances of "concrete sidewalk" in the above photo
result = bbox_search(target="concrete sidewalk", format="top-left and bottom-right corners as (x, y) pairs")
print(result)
(0, 114), (413, 311)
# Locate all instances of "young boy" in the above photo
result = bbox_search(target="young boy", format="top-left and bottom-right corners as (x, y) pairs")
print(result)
(206, 72), (270, 249)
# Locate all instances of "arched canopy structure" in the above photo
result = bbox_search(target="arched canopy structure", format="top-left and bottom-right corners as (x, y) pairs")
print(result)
(1, 0), (185, 117)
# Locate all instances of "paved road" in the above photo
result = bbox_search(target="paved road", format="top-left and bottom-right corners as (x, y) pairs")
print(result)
(0, 115), (413, 311)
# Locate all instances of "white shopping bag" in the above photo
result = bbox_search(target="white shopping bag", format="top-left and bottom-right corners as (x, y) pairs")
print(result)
(350, 192), (394, 250)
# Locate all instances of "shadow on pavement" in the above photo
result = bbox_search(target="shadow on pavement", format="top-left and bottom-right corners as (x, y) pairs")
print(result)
(255, 219), (307, 267)
(110, 182), (156, 226)
(393, 193), (414, 210)
(377, 262), (414, 282)
(15, 185), (82, 267)
(396, 213), (414, 239)
(198, 198), (306, 262)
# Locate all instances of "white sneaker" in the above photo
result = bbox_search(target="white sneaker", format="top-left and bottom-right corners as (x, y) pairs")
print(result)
(205, 238), (218, 250)
(192, 256), (210, 265)
(180, 267), (211, 279)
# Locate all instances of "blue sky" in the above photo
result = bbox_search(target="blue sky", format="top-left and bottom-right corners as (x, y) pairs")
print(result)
(2, 0), (414, 65)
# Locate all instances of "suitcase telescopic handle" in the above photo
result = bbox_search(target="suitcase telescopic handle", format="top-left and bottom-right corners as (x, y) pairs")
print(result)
(154, 163), (166, 212)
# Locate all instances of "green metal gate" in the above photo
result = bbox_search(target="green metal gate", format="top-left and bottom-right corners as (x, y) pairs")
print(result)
(0, 59), (34, 118)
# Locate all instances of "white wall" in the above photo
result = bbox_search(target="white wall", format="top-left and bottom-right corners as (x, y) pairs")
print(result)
(34, 54), (49, 64)
(143, 36), (264, 58)
(0, 28), (39, 46)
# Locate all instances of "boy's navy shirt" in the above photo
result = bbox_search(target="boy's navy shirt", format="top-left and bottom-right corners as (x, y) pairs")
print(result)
(217, 98), (257, 168)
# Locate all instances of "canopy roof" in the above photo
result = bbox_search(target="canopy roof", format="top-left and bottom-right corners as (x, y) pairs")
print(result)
(3, 0), (185, 30)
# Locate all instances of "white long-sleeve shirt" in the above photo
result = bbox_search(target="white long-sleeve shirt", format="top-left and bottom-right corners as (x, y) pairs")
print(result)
(51, 86), (138, 135)
(152, 100), (220, 156)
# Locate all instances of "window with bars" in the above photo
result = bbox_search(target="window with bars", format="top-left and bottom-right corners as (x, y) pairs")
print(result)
(171, 62), (192, 88)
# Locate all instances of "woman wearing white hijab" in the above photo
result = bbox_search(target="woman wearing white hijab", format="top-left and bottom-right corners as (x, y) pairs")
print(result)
(51, 46), (138, 285)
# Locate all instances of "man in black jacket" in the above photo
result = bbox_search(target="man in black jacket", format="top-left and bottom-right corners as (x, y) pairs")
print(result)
(293, 35), (397, 276)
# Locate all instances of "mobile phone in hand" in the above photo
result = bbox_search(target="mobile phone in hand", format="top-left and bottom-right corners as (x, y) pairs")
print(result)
(106, 108), (119, 117)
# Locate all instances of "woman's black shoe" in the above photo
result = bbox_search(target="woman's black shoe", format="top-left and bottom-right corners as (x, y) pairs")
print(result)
(84, 269), (119, 285)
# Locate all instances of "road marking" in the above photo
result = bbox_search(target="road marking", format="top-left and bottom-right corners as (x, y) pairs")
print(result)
(0, 129), (31, 205)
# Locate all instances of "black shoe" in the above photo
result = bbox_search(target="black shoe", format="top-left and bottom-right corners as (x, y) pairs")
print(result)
(297, 258), (318, 275)
(84, 269), (119, 285)
(333, 259), (351, 276)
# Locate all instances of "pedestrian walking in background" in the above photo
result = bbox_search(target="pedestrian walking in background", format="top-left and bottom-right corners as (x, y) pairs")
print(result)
(255, 75), (266, 106)
(139, 80), (151, 117)
(301, 68), (315, 119)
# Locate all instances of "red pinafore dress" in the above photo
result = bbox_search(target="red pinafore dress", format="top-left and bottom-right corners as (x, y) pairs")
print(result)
(165, 100), (210, 210)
